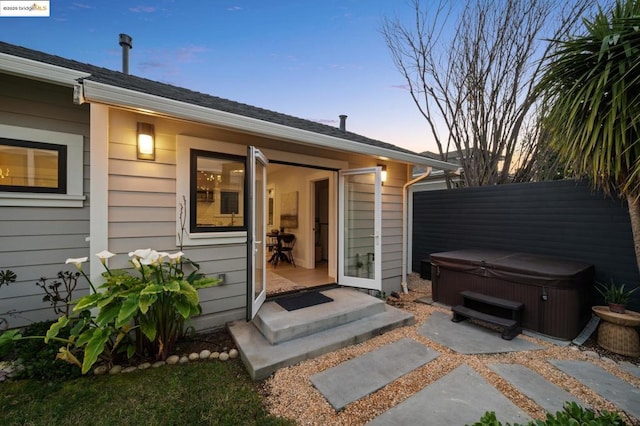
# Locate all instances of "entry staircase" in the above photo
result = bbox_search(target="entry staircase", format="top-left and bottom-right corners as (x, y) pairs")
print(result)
(228, 287), (414, 380)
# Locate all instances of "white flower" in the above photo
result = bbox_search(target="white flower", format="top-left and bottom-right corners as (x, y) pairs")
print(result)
(65, 257), (88, 270)
(156, 252), (170, 262)
(131, 258), (141, 270)
(96, 250), (116, 264)
(128, 248), (152, 259)
(139, 250), (161, 266)
(168, 252), (184, 263)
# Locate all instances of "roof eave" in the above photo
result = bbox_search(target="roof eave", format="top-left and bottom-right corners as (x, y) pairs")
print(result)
(80, 79), (458, 170)
(0, 52), (90, 86)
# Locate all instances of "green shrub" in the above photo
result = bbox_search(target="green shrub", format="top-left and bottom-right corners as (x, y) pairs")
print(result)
(11, 321), (81, 381)
(471, 402), (627, 426)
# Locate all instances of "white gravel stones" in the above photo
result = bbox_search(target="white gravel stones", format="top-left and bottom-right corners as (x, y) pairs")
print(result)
(583, 350), (600, 359)
(229, 349), (239, 359)
(152, 361), (166, 368)
(122, 366), (138, 373)
(109, 365), (122, 375)
(179, 356), (189, 364)
(210, 351), (220, 359)
(188, 352), (199, 361)
(137, 362), (151, 370)
(199, 349), (211, 359)
(219, 352), (229, 361)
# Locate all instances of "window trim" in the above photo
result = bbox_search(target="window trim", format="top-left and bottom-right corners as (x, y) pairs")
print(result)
(189, 149), (247, 234)
(0, 124), (85, 207)
(176, 135), (248, 246)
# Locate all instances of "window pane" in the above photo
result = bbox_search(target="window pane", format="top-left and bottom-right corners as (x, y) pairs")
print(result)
(0, 139), (65, 193)
(193, 153), (245, 230)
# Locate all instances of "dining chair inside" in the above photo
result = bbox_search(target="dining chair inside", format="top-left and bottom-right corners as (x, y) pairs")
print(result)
(279, 233), (296, 267)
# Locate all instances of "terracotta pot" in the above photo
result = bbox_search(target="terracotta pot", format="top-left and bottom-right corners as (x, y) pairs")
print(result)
(608, 302), (626, 314)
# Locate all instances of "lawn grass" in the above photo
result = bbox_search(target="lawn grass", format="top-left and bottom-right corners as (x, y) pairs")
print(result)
(0, 360), (294, 426)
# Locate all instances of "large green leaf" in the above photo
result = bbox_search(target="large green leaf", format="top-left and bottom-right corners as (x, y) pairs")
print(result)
(45, 316), (69, 343)
(73, 293), (102, 312)
(96, 302), (121, 327)
(141, 283), (165, 295)
(175, 298), (192, 319)
(179, 281), (199, 306)
(165, 280), (181, 292)
(139, 294), (157, 314)
(139, 315), (157, 341)
(116, 295), (140, 328)
(0, 330), (22, 347)
(82, 327), (112, 374)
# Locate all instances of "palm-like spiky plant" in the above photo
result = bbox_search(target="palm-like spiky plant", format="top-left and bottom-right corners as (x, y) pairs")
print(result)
(539, 0), (640, 272)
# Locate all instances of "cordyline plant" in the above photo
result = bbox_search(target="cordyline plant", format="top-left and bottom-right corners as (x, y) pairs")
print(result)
(3, 249), (221, 374)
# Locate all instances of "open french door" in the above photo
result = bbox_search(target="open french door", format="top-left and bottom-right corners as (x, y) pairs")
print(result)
(338, 167), (382, 291)
(247, 146), (268, 320)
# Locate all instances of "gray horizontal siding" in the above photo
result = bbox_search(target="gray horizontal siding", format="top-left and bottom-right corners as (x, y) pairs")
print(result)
(412, 179), (639, 310)
(0, 73), (90, 328)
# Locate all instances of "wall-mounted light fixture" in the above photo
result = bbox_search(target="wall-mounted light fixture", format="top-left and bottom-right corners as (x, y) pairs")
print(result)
(137, 122), (155, 161)
(378, 164), (387, 185)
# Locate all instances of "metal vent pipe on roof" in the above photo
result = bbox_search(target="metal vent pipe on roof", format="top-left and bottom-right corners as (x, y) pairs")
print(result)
(339, 114), (347, 132)
(119, 33), (133, 74)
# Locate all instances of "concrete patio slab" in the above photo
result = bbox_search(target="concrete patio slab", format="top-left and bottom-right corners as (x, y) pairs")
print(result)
(489, 363), (584, 414)
(229, 302), (414, 380)
(366, 364), (530, 425)
(310, 338), (439, 410)
(418, 310), (544, 354)
(550, 360), (640, 419)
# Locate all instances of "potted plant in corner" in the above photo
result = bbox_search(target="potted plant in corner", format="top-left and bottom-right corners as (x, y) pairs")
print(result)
(595, 279), (638, 314)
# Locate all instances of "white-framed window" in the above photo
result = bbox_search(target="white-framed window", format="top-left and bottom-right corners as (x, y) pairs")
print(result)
(177, 135), (248, 246)
(0, 124), (85, 207)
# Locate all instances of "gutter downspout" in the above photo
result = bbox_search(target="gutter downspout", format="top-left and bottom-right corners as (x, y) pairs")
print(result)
(401, 167), (432, 293)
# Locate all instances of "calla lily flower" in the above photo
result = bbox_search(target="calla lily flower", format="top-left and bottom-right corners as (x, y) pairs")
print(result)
(129, 248), (152, 259)
(168, 251), (184, 263)
(65, 257), (88, 270)
(131, 257), (142, 270)
(96, 250), (115, 264)
(140, 250), (161, 265)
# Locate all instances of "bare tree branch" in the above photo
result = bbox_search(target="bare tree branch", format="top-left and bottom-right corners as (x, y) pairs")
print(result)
(382, 0), (595, 186)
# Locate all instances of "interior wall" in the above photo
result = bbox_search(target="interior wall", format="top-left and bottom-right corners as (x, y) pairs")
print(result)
(267, 164), (334, 270)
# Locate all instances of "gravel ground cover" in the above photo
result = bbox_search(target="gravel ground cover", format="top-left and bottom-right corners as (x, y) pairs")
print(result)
(259, 274), (640, 426)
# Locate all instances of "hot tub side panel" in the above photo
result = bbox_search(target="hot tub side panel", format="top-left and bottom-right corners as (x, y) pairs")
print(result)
(431, 255), (594, 340)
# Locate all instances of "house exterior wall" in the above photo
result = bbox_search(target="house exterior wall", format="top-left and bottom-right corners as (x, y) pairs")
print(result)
(0, 73), (91, 328)
(107, 108), (407, 330)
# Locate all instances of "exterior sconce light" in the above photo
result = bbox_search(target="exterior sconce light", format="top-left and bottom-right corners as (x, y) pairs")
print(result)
(137, 122), (155, 161)
(378, 164), (387, 185)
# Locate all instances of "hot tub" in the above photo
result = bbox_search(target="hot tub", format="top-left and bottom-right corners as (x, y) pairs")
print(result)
(430, 249), (594, 340)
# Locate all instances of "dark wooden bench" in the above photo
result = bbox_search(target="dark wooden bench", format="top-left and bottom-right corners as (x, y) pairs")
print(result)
(451, 290), (524, 340)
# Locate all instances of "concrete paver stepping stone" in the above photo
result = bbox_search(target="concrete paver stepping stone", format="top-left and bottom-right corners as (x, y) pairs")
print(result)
(310, 338), (439, 410)
(550, 360), (640, 420)
(366, 364), (530, 425)
(489, 363), (584, 415)
(620, 362), (640, 379)
(419, 311), (544, 354)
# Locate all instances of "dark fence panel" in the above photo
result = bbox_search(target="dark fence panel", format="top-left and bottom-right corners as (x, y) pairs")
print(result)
(412, 179), (640, 310)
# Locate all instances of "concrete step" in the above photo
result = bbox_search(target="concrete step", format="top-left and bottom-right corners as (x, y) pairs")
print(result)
(228, 290), (414, 380)
(253, 288), (386, 344)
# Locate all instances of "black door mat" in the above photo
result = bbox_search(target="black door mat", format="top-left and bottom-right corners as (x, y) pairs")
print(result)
(276, 291), (334, 311)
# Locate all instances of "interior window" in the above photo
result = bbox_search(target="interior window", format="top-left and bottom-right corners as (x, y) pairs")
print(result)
(190, 149), (246, 232)
(0, 138), (67, 193)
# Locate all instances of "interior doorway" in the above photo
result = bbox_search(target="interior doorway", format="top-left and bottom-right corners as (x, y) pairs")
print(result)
(265, 163), (336, 296)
